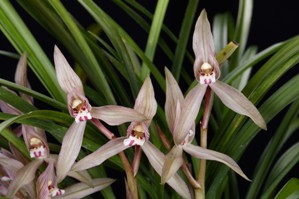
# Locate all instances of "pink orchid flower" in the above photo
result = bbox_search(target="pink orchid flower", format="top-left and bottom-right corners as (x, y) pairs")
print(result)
(71, 77), (192, 199)
(53, 46), (146, 182)
(192, 10), (267, 130)
(161, 68), (249, 184)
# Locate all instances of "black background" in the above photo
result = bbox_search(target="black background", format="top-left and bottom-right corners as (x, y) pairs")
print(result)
(0, 0), (298, 198)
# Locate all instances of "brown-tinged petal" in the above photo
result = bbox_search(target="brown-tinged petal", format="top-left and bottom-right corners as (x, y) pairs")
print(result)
(55, 178), (115, 199)
(161, 145), (184, 184)
(174, 84), (207, 144)
(165, 67), (184, 133)
(193, 10), (215, 63)
(183, 143), (250, 180)
(72, 137), (130, 172)
(0, 156), (24, 179)
(54, 45), (84, 95)
(91, 105), (146, 126)
(14, 53), (33, 104)
(132, 146), (142, 176)
(37, 161), (55, 199)
(210, 81), (267, 130)
(133, 76), (157, 126)
(6, 159), (43, 198)
(56, 121), (86, 182)
(22, 125), (50, 159)
(67, 170), (93, 187)
(141, 142), (191, 199)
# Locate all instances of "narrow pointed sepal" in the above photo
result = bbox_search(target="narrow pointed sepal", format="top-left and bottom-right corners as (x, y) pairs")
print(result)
(183, 144), (250, 181)
(91, 105), (146, 126)
(161, 145), (184, 184)
(72, 137), (130, 172)
(142, 142), (191, 199)
(134, 76), (157, 126)
(67, 170), (93, 187)
(193, 9), (215, 60)
(54, 178), (115, 199)
(6, 159), (43, 198)
(165, 67), (184, 133)
(210, 81), (267, 130)
(56, 121), (86, 182)
(14, 53), (33, 104)
(174, 84), (208, 144)
(54, 45), (84, 95)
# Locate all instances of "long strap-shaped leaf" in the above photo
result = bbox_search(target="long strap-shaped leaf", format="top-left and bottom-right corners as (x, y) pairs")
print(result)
(49, 0), (116, 104)
(140, 0), (169, 80)
(0, 1), (65, 101)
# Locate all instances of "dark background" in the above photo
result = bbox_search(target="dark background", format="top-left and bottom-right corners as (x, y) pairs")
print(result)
(0, 0), (298, 198)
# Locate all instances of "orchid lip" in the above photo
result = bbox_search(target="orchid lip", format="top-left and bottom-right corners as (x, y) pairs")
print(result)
(199, 62), (216, 85)
(29, 137), (46, 159)
(71, 99), (92, 123)
(124, 124), (146, 146)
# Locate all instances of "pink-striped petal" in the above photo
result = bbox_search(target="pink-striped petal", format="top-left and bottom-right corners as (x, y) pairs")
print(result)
(173, 84), (207, 144)
(55, 178), (115, 199)
(165, 67), (184, 133)
(91, 105), (146, 126)
(67, 170), (93, 187)
(133, 77), (157, 126)
(54, 45), (84, 95)
(56, 121), (86, 182)
(14, 53), (33, 104)
(183, 143), (249, 180)
(192, 10), (220, 81)
(72, 137), (130, 172)
(6, 159), (43, 198)
(141, 142), (191, 199)
(210, 81), (267, 130)
(193, 10), (215, 64)
(161, 145), (184, 184)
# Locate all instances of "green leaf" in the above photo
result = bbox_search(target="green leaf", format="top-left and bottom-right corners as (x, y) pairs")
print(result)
(274, 178), (299, 199)
(48, 0), (116, 104)
(171, 0), (199, 81)
(261, 143), (299, 198)
(140, 0), (169, 79)
(0, 0), (65, 101)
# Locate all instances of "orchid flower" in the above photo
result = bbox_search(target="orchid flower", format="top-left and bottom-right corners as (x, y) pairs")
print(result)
(53, 46), (146, 182)
(161, 68), (249, 184)
(71, 77), (192, 199)
(0, 53), (50, 161)
(192, 10), (267, 130)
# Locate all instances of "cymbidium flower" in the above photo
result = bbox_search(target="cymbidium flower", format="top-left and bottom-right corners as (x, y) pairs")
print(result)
(71, 77), (191, 199)
(54, 46), (146, 182)
(192, 10), (267, 130)
(161, 68), (249, 184)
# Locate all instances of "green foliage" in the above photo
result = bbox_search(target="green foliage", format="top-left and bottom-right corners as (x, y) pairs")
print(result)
(0, 1), (298, 199)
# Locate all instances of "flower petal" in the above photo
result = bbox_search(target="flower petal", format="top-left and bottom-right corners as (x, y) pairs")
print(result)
(183, 143), (250, 180)
(67, 170), (93, 187)
(192, 9), (215, 63)
(91, 105), (146, 126)
(14, 53), (33, 104)
(72, 137), (130, 172)
(161, 145), (184, 184)
(133, 76), (157, 126)
(55, 178), (115, 199)
(6, 159), (43, 198)
(165, 67), (184, 133)
(141, 142), (191, 199)
(174, 84), (207, 144)
(56, 121), (86, 182)
(210, 81), (267, 130)
(54, 45), (84, 95)
(37, 160), (55, 199)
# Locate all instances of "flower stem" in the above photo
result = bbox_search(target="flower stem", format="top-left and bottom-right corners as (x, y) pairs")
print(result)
(91, 118), (138, 198)
(197, 87), (213, 198)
